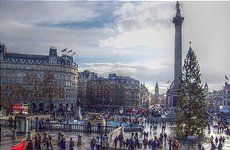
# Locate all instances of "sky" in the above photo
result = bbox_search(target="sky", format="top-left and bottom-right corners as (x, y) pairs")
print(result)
(0, 1), (230, 93)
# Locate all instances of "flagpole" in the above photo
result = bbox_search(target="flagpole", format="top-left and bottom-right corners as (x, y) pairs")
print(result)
(65, 49), (68, 66)
(61, 48), (67, 66)
(225, 74), (229, 84)
(77, 51), (79, 66)
(74, 51), (77, 68)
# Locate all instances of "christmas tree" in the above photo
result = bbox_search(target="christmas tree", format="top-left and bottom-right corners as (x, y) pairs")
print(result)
(175, 43), (207, 138)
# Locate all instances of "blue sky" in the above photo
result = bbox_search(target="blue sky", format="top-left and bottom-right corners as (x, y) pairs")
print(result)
(0, 1), (230, 93)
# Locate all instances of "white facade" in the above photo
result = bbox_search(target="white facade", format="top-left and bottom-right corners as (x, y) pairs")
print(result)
(222, 82), (230, 107)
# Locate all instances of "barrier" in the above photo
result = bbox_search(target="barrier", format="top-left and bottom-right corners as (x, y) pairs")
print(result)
(44, 122), (117, 133)
(0, 119), (10, 127)
(1, 130), (12, 139)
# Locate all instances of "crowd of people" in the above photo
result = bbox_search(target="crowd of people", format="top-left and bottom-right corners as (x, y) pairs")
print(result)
(23, 131), (75, 150)
(208, 135), (225, 150)
(5, 108), (229, 150)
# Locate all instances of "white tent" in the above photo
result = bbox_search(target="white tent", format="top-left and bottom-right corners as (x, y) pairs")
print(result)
(220, 106), (230, 113)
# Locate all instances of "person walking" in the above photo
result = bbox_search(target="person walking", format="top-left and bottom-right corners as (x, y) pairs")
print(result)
(215, 137), (218, 145)
(58, 130), (62, 142)
(198, 142), (202, 150)
(114, 136), (118, 149)
(128, 137), (134, 150)
(26, 139), (33, 150)
(69, 138), (74, 150)
(95, 138), (101, 150)
(210, 141), (216, 150)
(143, 138), (148, 149)
(90, 137), (96, 150)
(164, 133), (167, 142)
(34, 133), (41, 150)
(217, 142), (222, 150)
(45, 135), (53, 150)
(168, 137), (172, 150)
(60, 138), (66, 150)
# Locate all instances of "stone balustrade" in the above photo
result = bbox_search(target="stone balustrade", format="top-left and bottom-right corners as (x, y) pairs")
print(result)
(0, 119), (10, 127)
(44, 122), (118, 133)
(1, 118), (142, 133)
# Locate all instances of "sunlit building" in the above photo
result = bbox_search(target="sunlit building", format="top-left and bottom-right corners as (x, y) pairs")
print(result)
(86, 73), (141, 107)
(78, 70), (98, 106)
(0, 44), (79, 113)
(140, 83), (152, 108)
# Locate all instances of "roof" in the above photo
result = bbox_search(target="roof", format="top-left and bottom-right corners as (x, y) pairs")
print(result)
(6, 53), (48, 60)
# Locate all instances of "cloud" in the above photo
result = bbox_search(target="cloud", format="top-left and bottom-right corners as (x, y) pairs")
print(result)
(100, 2), (174, 49)
(181, 2), (230, 91)
(80, 61), (173, 82)
(0, 20), (107, 55)
(0, 1), (229, 93)
(0, 1), (100, 25)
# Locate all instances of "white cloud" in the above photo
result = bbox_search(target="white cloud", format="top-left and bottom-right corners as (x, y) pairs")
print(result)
(100, 2), (174, 49)
(0, 1), (230, 93)
(0, 1), (100, 25)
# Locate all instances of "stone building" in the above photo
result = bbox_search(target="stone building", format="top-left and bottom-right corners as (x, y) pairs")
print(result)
(222, 82), (230, 107)
(78, 70), (98, 106)
(85, 73), (141, 108)
(140, 83), (152, 108)
(204, 82), (230, 113)
(0, 44), (79, 113)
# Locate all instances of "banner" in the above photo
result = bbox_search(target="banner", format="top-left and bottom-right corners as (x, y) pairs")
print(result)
(11, 141), (26, 150)
(107, 127), (124, 147)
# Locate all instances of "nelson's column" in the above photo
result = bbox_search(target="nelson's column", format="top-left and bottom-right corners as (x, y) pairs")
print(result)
(168, 1), (184, 107)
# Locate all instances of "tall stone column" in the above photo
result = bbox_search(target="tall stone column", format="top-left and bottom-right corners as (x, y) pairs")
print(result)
(171, 1), (184, 107)
(173, 1), (184, 92)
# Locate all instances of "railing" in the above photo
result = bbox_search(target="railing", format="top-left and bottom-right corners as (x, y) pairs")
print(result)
(1, 130), (12, 140)
(0, 119), (10, 127)
(1, 118), (143, 133)
(44, 122), (118, 133)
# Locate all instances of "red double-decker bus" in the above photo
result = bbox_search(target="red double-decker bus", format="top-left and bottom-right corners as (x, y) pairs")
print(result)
(10, 103), (29, 115)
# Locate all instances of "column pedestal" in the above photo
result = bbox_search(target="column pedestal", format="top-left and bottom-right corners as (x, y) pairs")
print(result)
(12, 129), (17, 140)
(27, 131), (32, 141)
(77, 135), (82, 145)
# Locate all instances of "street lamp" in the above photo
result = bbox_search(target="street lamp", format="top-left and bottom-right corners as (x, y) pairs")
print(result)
(110, 99), (112, 106)
(104, 117), (107, 136)
(0, 124), (1, 141)
(30, 100), (32, 115)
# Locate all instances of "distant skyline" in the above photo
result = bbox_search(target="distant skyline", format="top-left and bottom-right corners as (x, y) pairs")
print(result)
(0, 1), (230, 93)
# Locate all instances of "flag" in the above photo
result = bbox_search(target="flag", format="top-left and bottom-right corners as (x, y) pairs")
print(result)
(11, 141), (26, 150)
(73, 52), (76, 55)
(226, 75), (229, 80)
(61, 48), (67, 52)
(68, 49), (72, 53)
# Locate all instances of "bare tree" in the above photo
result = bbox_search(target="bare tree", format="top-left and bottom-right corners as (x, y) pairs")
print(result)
(40, 72), (60, 114)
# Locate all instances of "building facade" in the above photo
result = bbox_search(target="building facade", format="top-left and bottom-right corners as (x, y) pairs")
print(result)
(140, 83), (152, 108)
(78, 70), (98, 106)
(222, 82), (230, 107)
(204, 82), (230, 113)
(85, 73), (141, 108)
(0, 44), (79, 113)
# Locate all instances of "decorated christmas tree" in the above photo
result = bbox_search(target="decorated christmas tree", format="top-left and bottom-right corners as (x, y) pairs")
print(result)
(175, 43), (207, 138)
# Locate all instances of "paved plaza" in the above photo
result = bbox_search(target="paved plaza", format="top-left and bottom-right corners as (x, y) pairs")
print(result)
(1, 120), (230, 150)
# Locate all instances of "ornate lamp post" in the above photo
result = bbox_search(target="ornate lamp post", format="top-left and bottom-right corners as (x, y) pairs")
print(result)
(30, 99), (32, 115)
